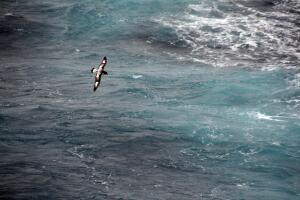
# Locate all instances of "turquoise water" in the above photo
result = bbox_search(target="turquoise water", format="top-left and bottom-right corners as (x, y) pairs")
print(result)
(0, 0), (299, 199)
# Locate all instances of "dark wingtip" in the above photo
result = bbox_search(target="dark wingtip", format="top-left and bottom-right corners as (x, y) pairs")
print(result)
(91, 67), (94, 73)
(104, 56), (107, 60)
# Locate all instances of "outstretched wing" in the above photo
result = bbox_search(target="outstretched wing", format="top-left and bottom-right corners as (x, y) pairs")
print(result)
(93, 74), (102, 92)
(98, 56), (107, 70)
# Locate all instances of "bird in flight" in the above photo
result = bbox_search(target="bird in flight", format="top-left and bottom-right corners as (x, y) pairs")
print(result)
(91, 56), (108, 92)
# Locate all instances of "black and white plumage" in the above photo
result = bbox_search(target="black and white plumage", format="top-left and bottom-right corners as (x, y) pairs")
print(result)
(91, 56), (108, 92)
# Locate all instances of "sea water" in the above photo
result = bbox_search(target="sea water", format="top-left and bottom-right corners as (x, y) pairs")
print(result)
(0, 0), (299, 199)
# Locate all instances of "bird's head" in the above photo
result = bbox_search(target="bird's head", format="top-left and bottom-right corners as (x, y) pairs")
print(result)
(91, 67), (95, 73)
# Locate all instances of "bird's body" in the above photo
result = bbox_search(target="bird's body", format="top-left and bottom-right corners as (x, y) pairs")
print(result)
(91, 56), (108, 92)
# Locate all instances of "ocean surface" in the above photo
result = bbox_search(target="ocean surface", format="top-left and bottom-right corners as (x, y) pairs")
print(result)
(0, 0), (299, 199)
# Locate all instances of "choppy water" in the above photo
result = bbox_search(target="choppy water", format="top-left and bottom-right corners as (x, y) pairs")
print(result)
(0, 0), (299, 199)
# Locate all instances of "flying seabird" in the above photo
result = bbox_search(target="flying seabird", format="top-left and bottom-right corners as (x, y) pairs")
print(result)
(91, 56), (108, 92)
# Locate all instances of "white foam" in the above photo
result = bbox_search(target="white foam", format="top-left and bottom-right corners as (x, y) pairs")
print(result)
(236, 183), (248, 188)
(261, 66), (279, 71)
(287, 100), (300, 104)
(272, 141), (281, 146)
(4, 13), (13, 16)
(132, 74), (143, 79)
(248, 112), (284, 122)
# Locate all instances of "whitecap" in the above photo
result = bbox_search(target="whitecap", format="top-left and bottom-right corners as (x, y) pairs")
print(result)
(271, 141), (281, 146)
(4, 13), (13, 17)
(132, 74), (143, 79)
(261, 66), (279, 71)
(248, 111), (284, 122)
(16, 28), (24, 32)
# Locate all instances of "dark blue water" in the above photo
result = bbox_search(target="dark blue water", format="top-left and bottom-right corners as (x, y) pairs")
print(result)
(0, 0), (299, 199)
